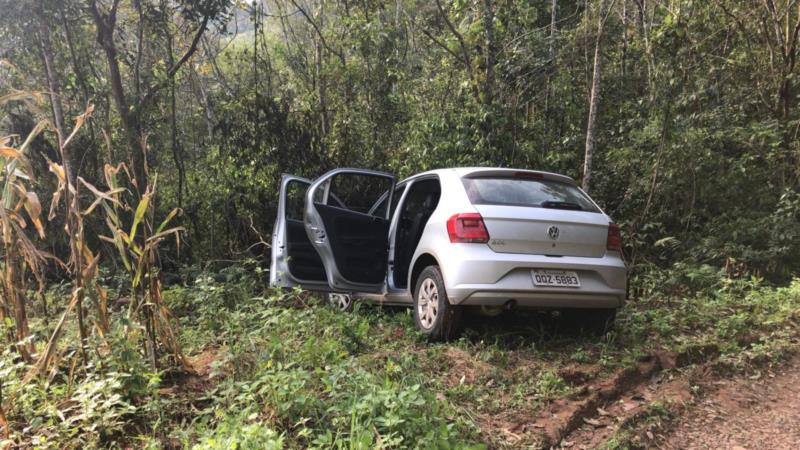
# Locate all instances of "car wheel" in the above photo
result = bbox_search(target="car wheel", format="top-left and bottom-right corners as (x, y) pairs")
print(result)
(326, 293), (353, 312)
(562, 308), (617, 334)
(413, 266), (462, 342)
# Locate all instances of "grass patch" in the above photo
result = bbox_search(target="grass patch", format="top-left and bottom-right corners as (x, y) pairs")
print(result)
(1, 267), (799, 449)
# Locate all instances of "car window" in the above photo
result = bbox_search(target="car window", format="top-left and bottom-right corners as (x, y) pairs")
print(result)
(285, 179), (309, 221)
(389, 184), (406, 217)
(461, 177), (599, 212)
(320, 173), (394, 217)
(369, 184), (406, 218)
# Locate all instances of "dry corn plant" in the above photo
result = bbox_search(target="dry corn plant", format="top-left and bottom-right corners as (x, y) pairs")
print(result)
(27, 114), (187, 379)
(83, 166), (187, 370)
(0, 93), (51, 363)
(20, 102), (99, 382)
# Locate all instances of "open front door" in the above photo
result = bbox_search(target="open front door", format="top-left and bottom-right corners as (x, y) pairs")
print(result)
(270, 175), (331, 291)
(304, 169), (396, 293)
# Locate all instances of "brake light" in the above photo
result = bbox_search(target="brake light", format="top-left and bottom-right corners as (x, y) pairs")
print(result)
(447, 213), (489, 243)
(607, 223), (623, 252)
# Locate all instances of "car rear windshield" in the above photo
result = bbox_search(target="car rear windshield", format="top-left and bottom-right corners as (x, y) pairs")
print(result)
(461, 176), (600, 212)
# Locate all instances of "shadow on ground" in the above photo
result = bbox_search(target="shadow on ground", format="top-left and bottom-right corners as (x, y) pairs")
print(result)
(359, 301), (612, 350)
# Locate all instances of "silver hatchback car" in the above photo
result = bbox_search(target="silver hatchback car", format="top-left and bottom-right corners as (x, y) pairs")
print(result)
(270, 167), (627, 340)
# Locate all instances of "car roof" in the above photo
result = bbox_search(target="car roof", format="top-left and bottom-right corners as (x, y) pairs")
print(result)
(398, 167), (576, 185)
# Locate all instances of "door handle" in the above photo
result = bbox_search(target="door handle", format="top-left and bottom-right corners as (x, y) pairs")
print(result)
(309, 225), (326, 242)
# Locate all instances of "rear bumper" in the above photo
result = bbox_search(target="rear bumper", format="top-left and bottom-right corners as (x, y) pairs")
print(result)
(437, 244), (627, 309)
(459, 291), (622, 308)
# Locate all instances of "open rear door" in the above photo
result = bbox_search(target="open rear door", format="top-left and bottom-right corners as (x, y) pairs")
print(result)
(270, 175), (331, 291)
(304, 169), (396, 293)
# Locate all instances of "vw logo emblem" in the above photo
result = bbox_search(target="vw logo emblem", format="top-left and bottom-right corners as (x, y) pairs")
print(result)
(547, 226), (560, 240)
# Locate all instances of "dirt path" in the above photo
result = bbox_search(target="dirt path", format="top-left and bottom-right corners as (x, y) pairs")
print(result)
(662, 356), (800, 450)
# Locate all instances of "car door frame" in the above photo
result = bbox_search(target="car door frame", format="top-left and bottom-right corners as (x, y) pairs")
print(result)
(304, 168), (396, 293)
(385, 174), (442, 292)
(270, 174), (332, 291)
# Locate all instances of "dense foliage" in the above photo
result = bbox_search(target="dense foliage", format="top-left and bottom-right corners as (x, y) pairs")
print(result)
(2, 0), (800, 448)
(2, 265), (799, 448)
(1, 0), (798, 279)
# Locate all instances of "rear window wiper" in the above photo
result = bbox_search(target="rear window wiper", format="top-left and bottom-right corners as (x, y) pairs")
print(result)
(540, 200), (584, 211)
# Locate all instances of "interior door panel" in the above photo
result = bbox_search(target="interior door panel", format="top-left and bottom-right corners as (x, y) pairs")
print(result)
(304, 168), (396, 293)
(314, 204), (389, 283)
(270, 175), (330, 290)
(286, 218), (326, 281)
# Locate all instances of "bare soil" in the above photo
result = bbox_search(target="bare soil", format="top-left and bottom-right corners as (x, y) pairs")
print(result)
(661, 355), (800, 450)
(535, 351), (800, 450)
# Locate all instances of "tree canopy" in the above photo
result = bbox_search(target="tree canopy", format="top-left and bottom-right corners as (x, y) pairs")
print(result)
(1, 0), (799, 282)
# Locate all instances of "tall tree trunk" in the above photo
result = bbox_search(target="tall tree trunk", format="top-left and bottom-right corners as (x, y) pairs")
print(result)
(168, 33), (184, 210)
(58, 1), (97, 178)
(38, 0), (88, 364)
(253, 1), (259, 97)
(546, 0), (558, 114)
(90, 0), (148, 194)
(621, 0), (628, 76)
(482, 0), (495, 104)
(583, 0), (606, 193)
(194, 68), (215, 141)
(316, 2), (328, 138)
(549, 0), (557, 61)
(634, 0), (654, 91)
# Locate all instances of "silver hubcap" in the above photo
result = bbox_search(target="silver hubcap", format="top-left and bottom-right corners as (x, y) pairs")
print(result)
(417, 278), (439, 329)
(329, 293), (351, 310)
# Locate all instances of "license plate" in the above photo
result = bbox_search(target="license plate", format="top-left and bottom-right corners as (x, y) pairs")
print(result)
(531, 270), (581, 288)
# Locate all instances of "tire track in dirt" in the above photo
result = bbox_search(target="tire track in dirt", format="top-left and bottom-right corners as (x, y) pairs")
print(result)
(528, 344), (751, 448)
(530, 351), (682, 448)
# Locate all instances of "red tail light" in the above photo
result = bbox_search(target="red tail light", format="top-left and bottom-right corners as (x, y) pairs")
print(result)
(607, 223), (623, 252)
(447, 213), (489, 243)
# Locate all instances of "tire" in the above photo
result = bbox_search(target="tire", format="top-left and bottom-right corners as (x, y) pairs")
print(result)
(413, 266), (462, 342)
(562, 308), (617, 335)
(325, 292), (353, 312)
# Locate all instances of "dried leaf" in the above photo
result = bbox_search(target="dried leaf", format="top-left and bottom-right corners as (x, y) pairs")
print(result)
(61, 104), (94, 150)
(12, 168), (30, 180)
(0, 146), (22, 159)
(78, 177), (125, 207)
(23, 192), (45, 239)
(81, 187), (126, 216)
(81, 245), (100, 279)
(6, 209), (27, 229)
(146, 226), (185, 243)
(583, 417), (603, 427)
(48, 184), (63, 221)
(96, 285), (110, 334)
(0, 90), (39, 106)
(48, 160), (66, 183)
(104, 162), (130, 189)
